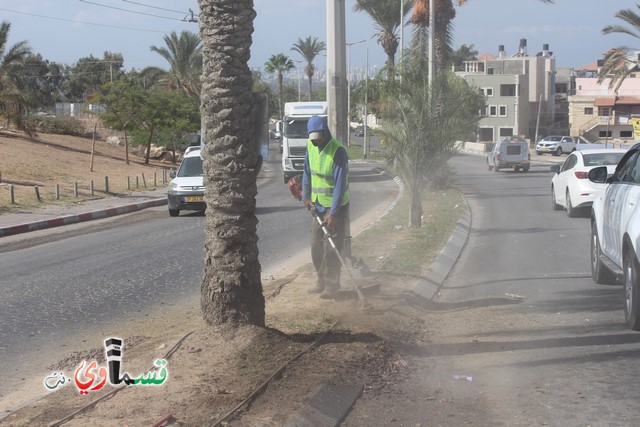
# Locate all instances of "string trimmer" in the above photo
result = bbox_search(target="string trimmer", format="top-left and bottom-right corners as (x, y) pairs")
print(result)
(310, 207), (373, 312)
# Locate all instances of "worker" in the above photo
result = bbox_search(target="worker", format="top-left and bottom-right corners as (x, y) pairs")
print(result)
(302, 115), (350, 299)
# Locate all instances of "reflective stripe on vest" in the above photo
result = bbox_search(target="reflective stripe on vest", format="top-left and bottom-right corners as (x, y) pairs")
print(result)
(307, 138), (349, 207)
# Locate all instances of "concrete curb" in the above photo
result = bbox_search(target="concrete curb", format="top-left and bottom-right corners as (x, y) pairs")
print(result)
(0, 198), (167, 238)
(411, 195), (472, 301)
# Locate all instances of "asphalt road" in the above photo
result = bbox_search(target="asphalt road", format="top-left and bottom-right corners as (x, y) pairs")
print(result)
(0, 153), (397, 406)
(344, 153), (640, 426)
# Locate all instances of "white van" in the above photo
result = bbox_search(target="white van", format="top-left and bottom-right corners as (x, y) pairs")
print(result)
(167, 148), (205, 216)
(487, 138), (531, 172)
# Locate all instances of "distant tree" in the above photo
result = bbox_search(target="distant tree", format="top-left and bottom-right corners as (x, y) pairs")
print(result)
(0, 20), (32, 129)
(15, 54), (67, 110)
(409, 0), (456, 74)
(95, 79), (147, 165)
(145, 31), (202, 101)
(64, 52), (124, 102)
(252, 69), (279, 119)
(264, 53), (294, 117)
(451, 44), (478, 68)
(353, 0), (412, 78)
(137, 90), (200, 164)
(291, 36), (326, 100)
(598, 4), (640, 91)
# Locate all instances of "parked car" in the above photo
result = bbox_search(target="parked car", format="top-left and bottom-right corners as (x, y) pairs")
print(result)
(536, 135), (576, 156)
(588, 143), (640, 330)
(167, 148), (205, 217)
(550, 149), (627, 217)
(487, 138), (531, 172)
(353, 126), (365, 137)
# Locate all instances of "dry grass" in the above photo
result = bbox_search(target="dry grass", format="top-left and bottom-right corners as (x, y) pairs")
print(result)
(0, 130), (178, 213)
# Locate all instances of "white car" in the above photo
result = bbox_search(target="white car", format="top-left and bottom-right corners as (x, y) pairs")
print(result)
(536, 135), (576, 156)
(550, 149), (627, 217)
(589, 143), (640, 330)
(167, 147), (205, 217)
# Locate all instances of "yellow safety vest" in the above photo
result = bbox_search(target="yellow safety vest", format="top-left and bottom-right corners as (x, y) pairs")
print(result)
(307, 138), (349, 207)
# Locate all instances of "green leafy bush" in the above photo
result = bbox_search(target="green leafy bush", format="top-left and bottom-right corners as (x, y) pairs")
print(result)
(23, 115), (85, 136)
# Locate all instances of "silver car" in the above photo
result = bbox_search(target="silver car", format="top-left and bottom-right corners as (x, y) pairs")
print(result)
(487, 138), (531, 172)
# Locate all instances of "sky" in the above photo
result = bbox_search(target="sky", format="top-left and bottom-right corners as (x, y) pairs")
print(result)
(0, 0), (636, 74)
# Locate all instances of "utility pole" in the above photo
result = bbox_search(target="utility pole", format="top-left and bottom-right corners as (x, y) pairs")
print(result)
(326, 0), (347, 144)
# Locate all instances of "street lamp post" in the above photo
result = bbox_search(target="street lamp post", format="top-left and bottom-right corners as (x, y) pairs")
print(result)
(364, 47), (369, 158)
(293, 60), (303, 102)
(346, 39), (366, 148)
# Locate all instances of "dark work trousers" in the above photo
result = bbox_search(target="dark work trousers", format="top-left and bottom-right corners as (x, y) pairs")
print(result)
(310, 203), (349, 291)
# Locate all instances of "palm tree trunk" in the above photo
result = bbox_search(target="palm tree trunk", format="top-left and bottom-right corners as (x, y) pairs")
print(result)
(199, 0), (265, 327)
(307, 71), (313, 101)
(409, 179), (423, 228)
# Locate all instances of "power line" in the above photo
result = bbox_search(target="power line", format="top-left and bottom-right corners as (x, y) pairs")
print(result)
(0, 7), (170, 33)
(121, 0), (189, 15)
(78, 0), (183, 21)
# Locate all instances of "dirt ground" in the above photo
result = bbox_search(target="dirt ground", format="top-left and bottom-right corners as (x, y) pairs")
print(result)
(0, 129), (457, 426)
(0, 128), (175, 213)
(2, 233), (438, 426)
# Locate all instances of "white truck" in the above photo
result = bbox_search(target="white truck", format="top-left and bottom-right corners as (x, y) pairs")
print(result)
(281, 101), (328, 183)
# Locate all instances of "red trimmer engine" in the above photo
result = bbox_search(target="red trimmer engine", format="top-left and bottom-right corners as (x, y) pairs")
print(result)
(287, 174), (303, 201)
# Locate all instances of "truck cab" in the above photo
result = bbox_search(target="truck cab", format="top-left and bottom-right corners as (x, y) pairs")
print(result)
(281, 101), (328, 183)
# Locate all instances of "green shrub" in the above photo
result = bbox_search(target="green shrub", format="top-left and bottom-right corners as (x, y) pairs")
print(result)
(23, 116), (85, 136)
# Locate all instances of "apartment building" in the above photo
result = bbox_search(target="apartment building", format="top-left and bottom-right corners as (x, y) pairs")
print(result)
(454, 39), (557, 144)
(569, 59), (640, 144)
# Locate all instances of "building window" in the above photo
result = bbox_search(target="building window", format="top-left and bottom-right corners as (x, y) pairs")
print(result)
(489, 105), (497, 117)
(599, 130), (612, 138)
(499, 105), (507, 117)
(488, 68), (494, 75)
(599, 107), (612, 117)
(584, 107), (593, 115)
(620, 130), (633, 138)
(483, 87), (494, 97)
(499, 128), (513, 137)
(500, 84), (516, 96)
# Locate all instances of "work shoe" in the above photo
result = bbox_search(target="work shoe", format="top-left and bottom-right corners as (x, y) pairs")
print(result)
(319, 287), (339, 299)
(307, 282), (325, 294)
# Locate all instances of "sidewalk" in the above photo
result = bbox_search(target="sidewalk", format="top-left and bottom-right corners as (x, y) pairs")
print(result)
(0, 188), (168, 238)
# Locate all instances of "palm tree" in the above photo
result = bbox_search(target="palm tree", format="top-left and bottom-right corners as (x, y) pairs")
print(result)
(598, 4), (640, 91)
(380, 68), (484, 227)
(291, 36), (326, 100)
(198, 0), (265, 327)
(147, 31), (202, 101)
(353, 0), (413, 77)
(409, 0), (456, 74)
(264, 53), (294, 117)
(0, 21), (31, 129)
